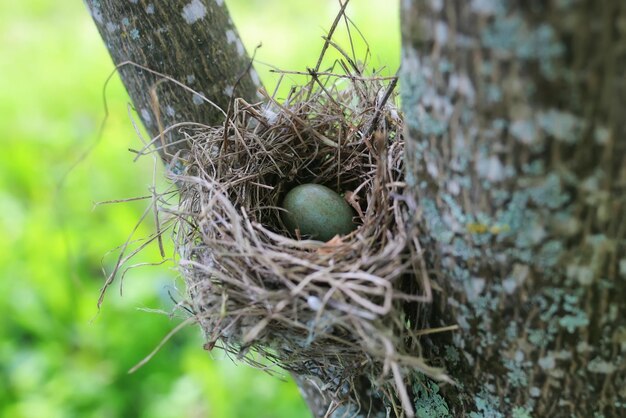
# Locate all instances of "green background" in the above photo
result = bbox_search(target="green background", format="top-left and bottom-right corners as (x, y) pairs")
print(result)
(0, 1), (399, 417)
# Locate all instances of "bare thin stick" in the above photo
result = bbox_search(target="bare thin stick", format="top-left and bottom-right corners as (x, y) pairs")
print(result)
(414, 324), (460, 337)
(128, 317), (195, 374)
(306, 0), (351, 100)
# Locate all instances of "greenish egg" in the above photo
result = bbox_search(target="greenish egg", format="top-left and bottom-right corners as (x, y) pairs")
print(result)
(281, 183), (356, 241)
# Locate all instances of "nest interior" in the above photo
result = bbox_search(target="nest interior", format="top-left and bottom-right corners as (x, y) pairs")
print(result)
(167, 69), (444, 411)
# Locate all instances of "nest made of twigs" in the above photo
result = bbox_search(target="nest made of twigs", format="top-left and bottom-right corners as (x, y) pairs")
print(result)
(165, 68), (446, 413)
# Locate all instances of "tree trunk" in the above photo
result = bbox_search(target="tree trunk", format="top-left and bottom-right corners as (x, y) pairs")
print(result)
(85, 0), (260, 159)
(401, 1), (626, 416)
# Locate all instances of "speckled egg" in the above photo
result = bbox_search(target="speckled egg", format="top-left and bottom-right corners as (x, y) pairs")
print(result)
(281, 183), (356, 241)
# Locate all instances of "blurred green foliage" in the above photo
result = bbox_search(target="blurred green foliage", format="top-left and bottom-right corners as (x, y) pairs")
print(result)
(0, 1), (399, 417)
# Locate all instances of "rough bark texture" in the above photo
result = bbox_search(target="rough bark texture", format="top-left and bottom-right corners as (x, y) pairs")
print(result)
(85, 0), (260, 159)
(401, 1), (626, 417)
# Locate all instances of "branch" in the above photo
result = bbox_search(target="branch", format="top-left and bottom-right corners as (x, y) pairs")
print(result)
(84, 0), (261, 160)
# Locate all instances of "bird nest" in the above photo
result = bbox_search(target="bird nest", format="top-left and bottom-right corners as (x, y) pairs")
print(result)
(158, 68), (448, 413)
(87, 58), (455, 415)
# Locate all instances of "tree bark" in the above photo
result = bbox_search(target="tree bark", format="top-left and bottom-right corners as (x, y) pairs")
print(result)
(85, 0), (260, 159)
(401, 1), (626, 416)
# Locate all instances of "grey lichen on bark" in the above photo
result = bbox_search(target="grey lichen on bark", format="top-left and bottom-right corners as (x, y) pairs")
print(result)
(84, 0), (261, 160)
(401, 0), (626, 416)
